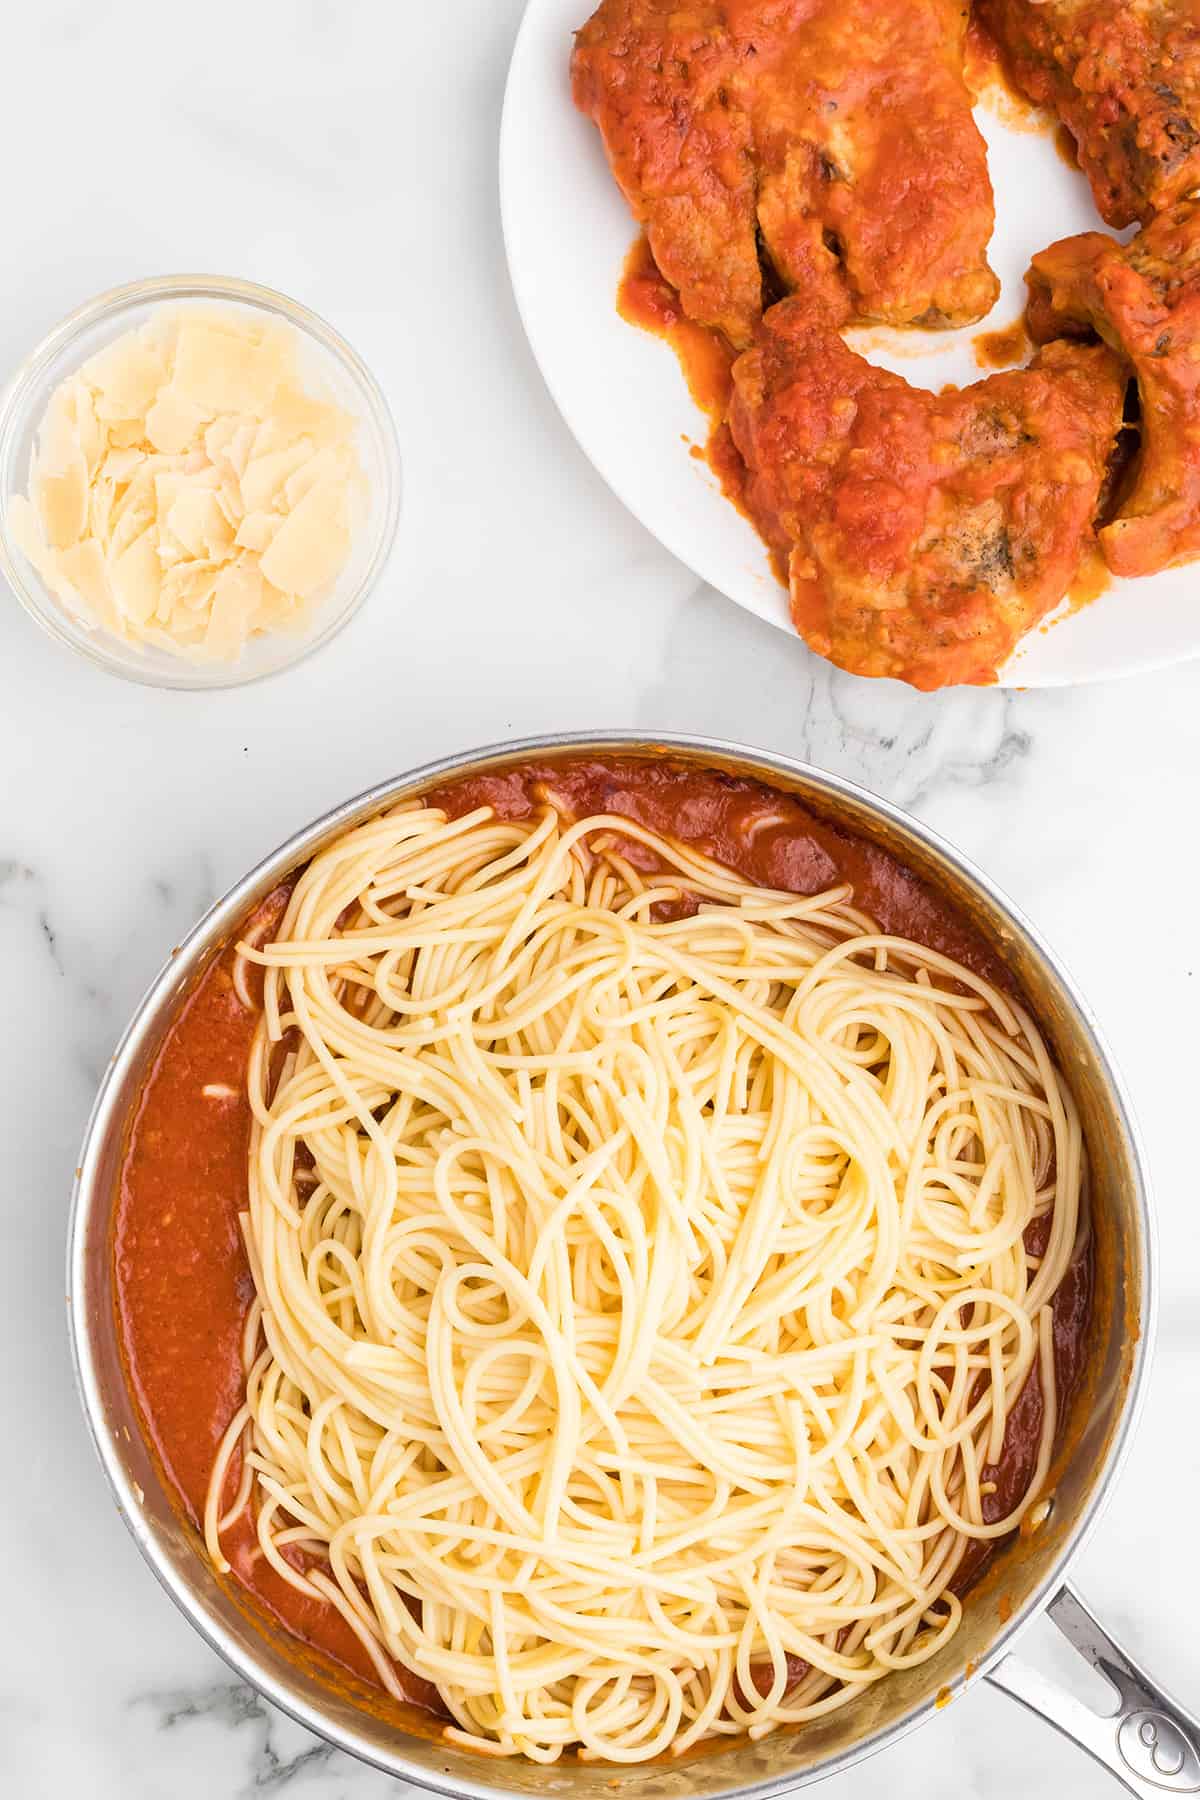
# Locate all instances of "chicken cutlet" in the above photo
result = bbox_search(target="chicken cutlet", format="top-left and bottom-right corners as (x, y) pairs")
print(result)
(976, 0), (1200, 229)
(726, 299), (1125, 689)
(572, 0), (997, 349)
(1027, 202), (1200, 578)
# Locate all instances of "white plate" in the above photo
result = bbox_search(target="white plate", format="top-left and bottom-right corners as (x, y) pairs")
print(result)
(500, 0), (1200, 688)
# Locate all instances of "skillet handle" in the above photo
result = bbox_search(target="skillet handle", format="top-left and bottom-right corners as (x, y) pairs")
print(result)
(986, 1583), (1200, 1795)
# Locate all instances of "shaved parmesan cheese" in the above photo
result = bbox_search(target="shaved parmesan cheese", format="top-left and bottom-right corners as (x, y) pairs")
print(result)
(235, 510), (282, 553)
(204, 562), (261, 659)
(204, 414), (244, 469)
(72, 383), (106, 478)
(83, 338), (166, 422)
(57, 540), (117, 631)
(144, 384), (208, 454)
(240, 438), (314, 514)
(173, 319), (290, 418)
(107, 420), (145, 450)
(111, 527), (162, 623)
(284, 441), (357, 510)
(108, 471), (156, 558)
(162, 561), (219, 614)
(260, 477), (349, 598)
(9, 305), (365, 662)
(166, 488), (233, 560)
(103, 447), (146, 483)
(215, 474), (244, 529)
(272, 380), (354, 448)
(35, 451), (89, 549)
(88, 480), (116, 545)
(225, 421), (260, 480)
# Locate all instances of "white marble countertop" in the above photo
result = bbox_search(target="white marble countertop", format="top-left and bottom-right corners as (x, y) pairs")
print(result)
(3, 4), (1198, 1796)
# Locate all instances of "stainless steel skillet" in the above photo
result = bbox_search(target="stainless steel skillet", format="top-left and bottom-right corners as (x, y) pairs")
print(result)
(67, 731), (1197, 1796)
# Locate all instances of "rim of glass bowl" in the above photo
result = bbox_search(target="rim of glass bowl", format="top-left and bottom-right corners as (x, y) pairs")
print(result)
(0, 273), (402, 690)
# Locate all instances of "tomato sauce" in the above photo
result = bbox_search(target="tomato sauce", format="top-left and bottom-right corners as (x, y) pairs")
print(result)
(618, 236), (736, 422)
(616, 239), (784, 576)
(113, 881), (440, 1718)
(974, 318), (1032, 371)
(1064, 538), (1112, 620)
(113, 754), (1094, 1728)
(963, 13), (1047, 132)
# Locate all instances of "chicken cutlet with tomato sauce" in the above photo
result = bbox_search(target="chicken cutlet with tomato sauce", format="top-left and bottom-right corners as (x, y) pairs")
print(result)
(1027, 200), (1200, 579)
(976, 0), (1200, 230)
(726, 299), (1125, 689)
(572, 0), (997, 348)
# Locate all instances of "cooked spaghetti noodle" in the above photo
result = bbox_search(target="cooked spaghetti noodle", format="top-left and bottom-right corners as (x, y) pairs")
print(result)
(205, 797), (1084, 1763)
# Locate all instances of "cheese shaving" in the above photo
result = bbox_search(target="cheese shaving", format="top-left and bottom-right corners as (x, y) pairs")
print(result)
(11, 308), (365, 661)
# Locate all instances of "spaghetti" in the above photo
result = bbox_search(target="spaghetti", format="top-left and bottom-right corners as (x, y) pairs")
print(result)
(204, 797), (1084, 1763)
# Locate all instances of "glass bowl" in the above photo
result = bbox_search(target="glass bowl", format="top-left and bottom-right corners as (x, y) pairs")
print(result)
(0, 274), (401, 688)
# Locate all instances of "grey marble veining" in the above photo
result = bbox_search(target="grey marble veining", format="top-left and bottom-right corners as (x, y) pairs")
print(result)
(639, 585), (1032, 810)
(1, 2), (1198, 1796)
